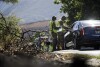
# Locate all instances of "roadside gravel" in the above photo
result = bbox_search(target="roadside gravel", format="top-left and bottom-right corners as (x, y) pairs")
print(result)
(36, 52), (100, 67)
(0, 52), (100, 67)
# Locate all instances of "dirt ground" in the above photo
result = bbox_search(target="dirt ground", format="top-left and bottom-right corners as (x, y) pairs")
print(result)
(0, 53), (100, 67)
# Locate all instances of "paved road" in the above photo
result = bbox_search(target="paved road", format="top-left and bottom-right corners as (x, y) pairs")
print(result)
(53, 49), (100, 66)
(53, 41), (100, 56)
(53, 50), (100, 56)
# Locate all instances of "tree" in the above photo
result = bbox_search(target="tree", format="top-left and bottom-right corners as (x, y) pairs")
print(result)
(0, 0), (20, 49)
(0, 0), (18, 3)
(0, 15), (21, 49)
(54, 0), (100, 24)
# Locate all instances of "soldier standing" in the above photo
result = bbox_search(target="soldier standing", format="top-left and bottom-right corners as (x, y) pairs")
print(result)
(57, 16), (68, 50)
(50, 16), (59, 51)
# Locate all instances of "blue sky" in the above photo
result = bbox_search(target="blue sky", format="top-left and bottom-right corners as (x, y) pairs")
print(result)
(0, 0), (65, 24)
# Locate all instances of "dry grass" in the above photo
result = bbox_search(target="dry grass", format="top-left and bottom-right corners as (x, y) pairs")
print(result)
(36, 52), (100, 62)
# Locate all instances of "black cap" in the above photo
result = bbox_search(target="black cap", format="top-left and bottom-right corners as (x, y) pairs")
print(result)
(61, 16), (66, 20)
(52, 16), (56, 21)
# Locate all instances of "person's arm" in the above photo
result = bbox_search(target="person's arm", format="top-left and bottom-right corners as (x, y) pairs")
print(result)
(62, 22), (69, 31)
(49, 21), (53, 37)
(63, 25), (69, 29)
(55, 21), (60, 29)
(49, 21), (52, 31)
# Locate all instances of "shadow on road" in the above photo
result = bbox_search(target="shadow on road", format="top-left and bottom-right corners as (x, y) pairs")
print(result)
(70, 56), (89, 67)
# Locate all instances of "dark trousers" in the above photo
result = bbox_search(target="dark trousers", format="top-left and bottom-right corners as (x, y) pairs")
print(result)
(58, 38), (64, 50)
(46, 42), (50, 52)
(52, 38), (57, 51)
(57, 33), (64, 50)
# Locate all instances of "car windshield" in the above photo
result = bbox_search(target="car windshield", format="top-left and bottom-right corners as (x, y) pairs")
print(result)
(81, 20), (100, 27)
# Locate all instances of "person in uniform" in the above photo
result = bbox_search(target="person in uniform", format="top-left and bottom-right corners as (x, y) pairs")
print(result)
(57, 16), (68, 50)
(50, 16), (59, 51)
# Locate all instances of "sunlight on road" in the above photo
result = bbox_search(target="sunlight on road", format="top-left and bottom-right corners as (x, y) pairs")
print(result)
(53, 50), (100, 56)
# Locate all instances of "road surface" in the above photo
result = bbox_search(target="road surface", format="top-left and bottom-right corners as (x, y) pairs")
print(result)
(53, 50), (100, 56)
(53, 41), (100, 56)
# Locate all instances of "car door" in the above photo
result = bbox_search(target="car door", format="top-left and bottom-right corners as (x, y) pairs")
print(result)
(71, 22), (80, 38)
(64, 22), (81, 49)
(64, 22), (77, 43)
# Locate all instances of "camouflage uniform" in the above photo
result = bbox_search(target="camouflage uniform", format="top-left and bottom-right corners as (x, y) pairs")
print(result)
(50, 16), (59, 51)
(57, 16), (68, 50)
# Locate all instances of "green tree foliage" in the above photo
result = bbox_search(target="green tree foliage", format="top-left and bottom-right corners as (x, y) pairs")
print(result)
(0, 0), (19, 49)
(54, 0), (100, 24)
(0, 15), (21, 48)
(1, 0), (18, 3)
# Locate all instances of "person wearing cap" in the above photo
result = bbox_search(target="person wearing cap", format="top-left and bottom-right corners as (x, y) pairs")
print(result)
(50, 16), (59, 51)
(57, 16), (69, 50)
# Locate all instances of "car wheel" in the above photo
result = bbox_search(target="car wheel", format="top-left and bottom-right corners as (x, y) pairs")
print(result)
(73, 38), (81, 50)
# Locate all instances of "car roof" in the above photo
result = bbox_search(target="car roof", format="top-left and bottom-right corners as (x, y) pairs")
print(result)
(75, 20), (100, 27)
(75, 20), (100, 23)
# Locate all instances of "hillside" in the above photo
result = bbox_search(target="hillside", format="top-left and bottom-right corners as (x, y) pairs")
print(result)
(20, 20), (49, 31)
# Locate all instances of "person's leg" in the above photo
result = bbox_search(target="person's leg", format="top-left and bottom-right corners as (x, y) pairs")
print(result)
(61, 41), (64, 50)
(57, 38), (60, 50)
(58, 33), (64, 50)
(53, 38), (57, 51)
(62, 37), (65, 50)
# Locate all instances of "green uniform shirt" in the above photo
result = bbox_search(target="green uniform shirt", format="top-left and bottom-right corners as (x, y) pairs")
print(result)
(57, 21), (68, 33)
(50, 21), (58, 38)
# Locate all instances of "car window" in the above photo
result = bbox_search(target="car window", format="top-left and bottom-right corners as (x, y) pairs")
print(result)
(78, 22), (82, 29)
(72, 22), (79, 30)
